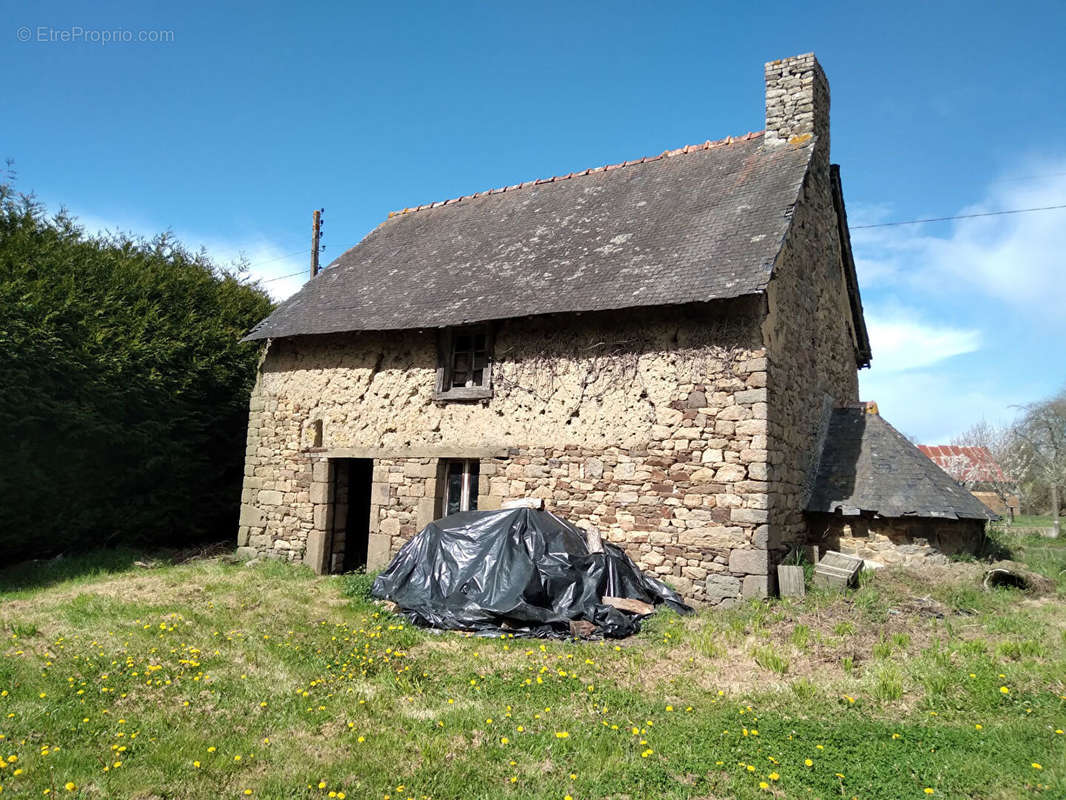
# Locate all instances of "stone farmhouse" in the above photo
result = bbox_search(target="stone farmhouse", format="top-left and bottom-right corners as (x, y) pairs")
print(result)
(237, 53), (990, 606)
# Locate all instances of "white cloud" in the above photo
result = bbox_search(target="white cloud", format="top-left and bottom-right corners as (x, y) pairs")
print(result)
(851, 156), (1066, 443)
(864, 311), (981, 372)
(71, 210), (309, 302)
(852, 160), (1066, 321)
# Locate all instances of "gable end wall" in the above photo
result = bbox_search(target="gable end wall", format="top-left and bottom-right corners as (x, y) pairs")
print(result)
(763, 153), (861, 556)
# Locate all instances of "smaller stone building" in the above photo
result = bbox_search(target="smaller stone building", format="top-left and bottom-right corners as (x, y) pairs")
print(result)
(917, 444), (1019, 519)
(806, 405), (997, 566)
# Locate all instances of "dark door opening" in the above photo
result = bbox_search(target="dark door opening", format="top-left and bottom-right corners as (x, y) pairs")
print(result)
(341, 458), (373, 572)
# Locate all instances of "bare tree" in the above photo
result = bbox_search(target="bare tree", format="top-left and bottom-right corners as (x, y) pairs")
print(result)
(950, 420), (1021, 520)
(1012, 387), (1066, 537)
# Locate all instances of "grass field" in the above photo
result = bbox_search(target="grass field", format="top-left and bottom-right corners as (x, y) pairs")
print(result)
(1, 534), (1064, 800)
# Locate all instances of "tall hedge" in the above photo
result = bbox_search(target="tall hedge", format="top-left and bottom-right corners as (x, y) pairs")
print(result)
(0, 185), (275, 562)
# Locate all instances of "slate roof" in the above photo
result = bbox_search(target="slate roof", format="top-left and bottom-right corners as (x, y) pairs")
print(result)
(808, 407), (997, 520)
(917, 445), (1010, 484)
(245, 132), (815, 339)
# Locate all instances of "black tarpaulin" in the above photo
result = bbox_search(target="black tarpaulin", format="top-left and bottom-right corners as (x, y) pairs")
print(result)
(371, 507), (692, 638)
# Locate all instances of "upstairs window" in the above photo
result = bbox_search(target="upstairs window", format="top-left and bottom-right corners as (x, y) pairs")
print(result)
(444, 459), (480, 515)
(435, 326), (493, 400)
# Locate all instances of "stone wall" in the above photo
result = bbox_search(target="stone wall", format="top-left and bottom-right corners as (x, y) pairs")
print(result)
(238, 302), (775, 606)
(806, 512), (986, 567)
(761, 54), (862, 563)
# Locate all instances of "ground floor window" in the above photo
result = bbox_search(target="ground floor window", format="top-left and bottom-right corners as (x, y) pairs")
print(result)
(444, 459), (480, 515)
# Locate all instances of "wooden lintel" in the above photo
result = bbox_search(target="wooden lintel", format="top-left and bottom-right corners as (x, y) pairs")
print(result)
(317, 445), (509, 460)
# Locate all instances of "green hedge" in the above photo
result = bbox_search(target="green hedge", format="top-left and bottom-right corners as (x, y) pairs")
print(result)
(0, 185), (274, 561)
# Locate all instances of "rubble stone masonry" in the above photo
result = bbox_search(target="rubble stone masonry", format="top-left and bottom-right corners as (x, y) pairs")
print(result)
(236, 53), (865, 606)
(238, 302), (785, 606)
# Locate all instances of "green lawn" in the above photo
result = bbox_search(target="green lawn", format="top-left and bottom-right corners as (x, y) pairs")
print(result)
(1, 539), (1063, 800)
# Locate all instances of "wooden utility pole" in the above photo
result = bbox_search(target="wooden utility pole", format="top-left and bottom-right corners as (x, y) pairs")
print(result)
(310, 208), (323, 278)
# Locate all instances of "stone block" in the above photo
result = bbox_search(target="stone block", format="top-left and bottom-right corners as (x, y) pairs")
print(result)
(734, 388), (767, 405)
(310, 481), (332, 505)
(479, 494), (502, 511)
(235, 546), (258, 561)
(237, 526), (250, 547)
(313, 504), (329, 531)
(680, 526), (745, 548)
(705, 574), (741, 602)
(312, 460), (330, 483)
(366, 534), (392, 570)
(715, 464), (747, 483)
(731, 508), (769, 524)
(742, 573), (773, 599)
(729, 548), (769, 575)
(371, 482), (391, 505)
(416, 497), (438, 529)
(239, 504), (266, 527)
(380, 517), (401, 536)
(403, 460), (438, 479)
(748, 462), (770, 481)
(258, 489), (283, 506)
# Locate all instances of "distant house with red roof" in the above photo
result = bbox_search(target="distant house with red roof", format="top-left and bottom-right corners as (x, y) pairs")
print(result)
(917, 445), (1019, 519)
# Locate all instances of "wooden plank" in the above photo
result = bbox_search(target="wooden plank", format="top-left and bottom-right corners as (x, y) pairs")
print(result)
(813, 550), (863, 590)
(777, 565), (805, 598)
(601, 596), (655, 616)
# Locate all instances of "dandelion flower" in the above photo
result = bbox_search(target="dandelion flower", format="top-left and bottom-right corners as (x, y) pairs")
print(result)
(804, 759), (813, 767)
(769, 772), (779, 780)
(1032, 763), (1042, 770)
(555, 731), (569, 739)
(193, 761), (201, 768)
(318, 781), (327, 789)
(999, 686), (1009, 695)
(759, 782), (769, 790)
(924, 789), (934, 795)
(64, 784), (76, 792)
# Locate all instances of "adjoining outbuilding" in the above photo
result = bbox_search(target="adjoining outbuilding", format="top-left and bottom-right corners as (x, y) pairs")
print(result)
(806, 404), (998, 567)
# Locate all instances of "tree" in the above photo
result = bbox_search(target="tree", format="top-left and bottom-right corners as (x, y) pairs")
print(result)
(1012, 387), (1066, 537)
(0, 182), (274, 561)
(950, 420), (1021, 520)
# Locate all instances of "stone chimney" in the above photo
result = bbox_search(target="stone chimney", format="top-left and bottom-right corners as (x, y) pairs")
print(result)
(764, 53), (830, 157)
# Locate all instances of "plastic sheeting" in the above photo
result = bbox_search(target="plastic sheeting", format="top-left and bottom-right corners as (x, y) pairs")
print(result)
(371, 507), (692, 638)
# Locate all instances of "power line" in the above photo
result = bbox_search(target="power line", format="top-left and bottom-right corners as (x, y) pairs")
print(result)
(260, 269), (306, 284)
(852, 203), (1066, 229)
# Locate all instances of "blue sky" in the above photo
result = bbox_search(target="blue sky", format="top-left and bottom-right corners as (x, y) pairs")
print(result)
(4, 0), (1064, 442)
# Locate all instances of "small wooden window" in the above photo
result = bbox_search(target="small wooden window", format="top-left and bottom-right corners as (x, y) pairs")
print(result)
(435, 326), (493, 400)
(443, 460), (480, 515)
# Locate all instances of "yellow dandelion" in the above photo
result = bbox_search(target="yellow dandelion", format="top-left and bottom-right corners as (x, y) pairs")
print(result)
(555, 731), (569, 739)
(759, 782), (769, 790)
(769, 772), (779, 780)
(500, 737), (509, 745)
(64, 784), (76, 792)
(1032, 763), (1042, 770)
(999, 686), (1009, 695)
(318, 781), (327, 789)
(804, 759), (813, 767)
(193, 761), (201, 768)
(924, 789), (934, 795)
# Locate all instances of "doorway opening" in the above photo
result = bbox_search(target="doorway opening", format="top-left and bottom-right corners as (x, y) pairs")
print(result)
(329, 458), (373, 573)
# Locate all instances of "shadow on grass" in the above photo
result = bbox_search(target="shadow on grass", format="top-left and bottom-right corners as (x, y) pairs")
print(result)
(0, 542), (230, 597)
